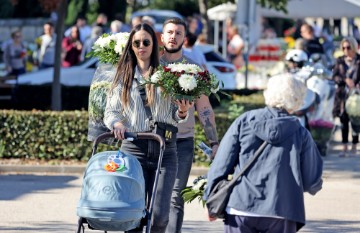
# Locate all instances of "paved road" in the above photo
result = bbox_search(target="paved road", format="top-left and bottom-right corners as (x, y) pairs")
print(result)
(0, 129), (359, 233)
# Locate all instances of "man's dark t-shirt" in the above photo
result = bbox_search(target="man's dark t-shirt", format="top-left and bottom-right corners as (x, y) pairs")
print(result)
(303, 38), (324, 57)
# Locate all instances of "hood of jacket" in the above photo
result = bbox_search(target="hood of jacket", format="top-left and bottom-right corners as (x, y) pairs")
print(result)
(248, 107), (302, 144)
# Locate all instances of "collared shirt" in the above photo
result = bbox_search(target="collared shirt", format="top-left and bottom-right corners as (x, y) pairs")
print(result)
(104, 66), (185, 132)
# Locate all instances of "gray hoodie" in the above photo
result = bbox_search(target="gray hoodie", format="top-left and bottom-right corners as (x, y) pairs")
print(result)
(204, 107), (323, 230)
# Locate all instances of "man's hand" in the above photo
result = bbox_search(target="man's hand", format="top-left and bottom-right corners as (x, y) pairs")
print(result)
(211, 144), (219, 160)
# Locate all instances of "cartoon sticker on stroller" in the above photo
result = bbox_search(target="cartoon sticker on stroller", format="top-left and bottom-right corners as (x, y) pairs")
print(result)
(104, 150), (126, 172)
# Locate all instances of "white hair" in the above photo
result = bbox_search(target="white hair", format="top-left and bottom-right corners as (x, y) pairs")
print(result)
(264, 74), (306, 112)
(110, 20), (122, 33)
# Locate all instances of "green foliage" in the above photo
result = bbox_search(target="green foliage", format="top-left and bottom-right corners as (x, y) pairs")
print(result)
(65, 0), (88, 26)
(257, 0), (288, 13)
(86, 0), (100, 24)
(0, 110), (113, 161)
(182, 175), (207, 206)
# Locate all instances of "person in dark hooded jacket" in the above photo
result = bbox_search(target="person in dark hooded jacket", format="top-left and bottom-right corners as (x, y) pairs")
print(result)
(203, 74), (323, 233)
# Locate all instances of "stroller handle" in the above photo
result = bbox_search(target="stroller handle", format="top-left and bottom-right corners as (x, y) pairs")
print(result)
(93, 132), (165, 150)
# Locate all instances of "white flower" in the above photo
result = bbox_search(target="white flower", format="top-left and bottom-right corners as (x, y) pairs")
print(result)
(89, 32), (130, 65)
(151, 71), (161, 83)
(167, 63), (201, 73)
(211, 80), (220, 93)
(192, 178), (207, 191)
(94, 36), (112, 49)
(114, 42), (125, 54)
(178, 74), (197, 91)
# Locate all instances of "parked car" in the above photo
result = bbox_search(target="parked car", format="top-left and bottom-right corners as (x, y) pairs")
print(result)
(195, 44), (237, 90)
(9, 58), (98, 86)
(11, 45), (237, 90)
(131, 9), (184, 32)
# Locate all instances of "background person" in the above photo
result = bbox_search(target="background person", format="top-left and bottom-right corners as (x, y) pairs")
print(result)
(332, 36), (360, 157)
(3, 30), (27, 76)
(81, 26), (102, 62)
(300, 23), (324, 57)
(183, 31), (207, 69)
(227, 25), (244, 69)
(160, 17), (219, 233)
(104, 23), (193, 233)
(204, 74), (323, 233)
(37, 21), (56, 69)
(61, 26), (82, 67)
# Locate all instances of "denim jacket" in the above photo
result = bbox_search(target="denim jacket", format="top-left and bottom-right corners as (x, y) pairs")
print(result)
(204, 107), (323, 229)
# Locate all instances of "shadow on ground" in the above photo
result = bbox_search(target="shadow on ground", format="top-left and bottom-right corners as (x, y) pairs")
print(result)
(0, 221), (74, 232)
(301, 219), (360, 233)
(0, 174), (78, 200)
(182, 220), (223, 233)
(323, 140), (360, 179)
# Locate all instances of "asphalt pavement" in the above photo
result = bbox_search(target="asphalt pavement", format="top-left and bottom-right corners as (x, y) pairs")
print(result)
(0, 128), (359, 233)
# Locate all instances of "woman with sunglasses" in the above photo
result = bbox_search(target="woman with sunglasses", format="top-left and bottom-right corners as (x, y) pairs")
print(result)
(104, 23), (193, 233)
(332, 36), (360, 157)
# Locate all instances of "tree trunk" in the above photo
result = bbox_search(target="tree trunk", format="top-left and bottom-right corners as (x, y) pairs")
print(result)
(198, 0), (210, 41)
(52, 0), (67, 111)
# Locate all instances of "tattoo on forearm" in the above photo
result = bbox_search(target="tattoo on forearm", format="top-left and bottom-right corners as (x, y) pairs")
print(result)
(199, 108), (218, 142)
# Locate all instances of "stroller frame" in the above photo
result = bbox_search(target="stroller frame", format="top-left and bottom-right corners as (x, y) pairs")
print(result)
(76, 132), (166, 233)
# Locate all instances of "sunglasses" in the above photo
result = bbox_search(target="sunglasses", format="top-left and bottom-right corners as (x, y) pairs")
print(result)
(342, 46), (351, 51)
(132, 39), (151, 48)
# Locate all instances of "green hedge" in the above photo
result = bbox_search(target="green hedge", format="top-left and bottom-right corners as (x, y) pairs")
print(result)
(0, 110), (233, 163)
(0, 92), (265, 163)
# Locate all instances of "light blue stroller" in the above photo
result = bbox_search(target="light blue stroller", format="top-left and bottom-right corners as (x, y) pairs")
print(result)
(76, 132), (165, 233)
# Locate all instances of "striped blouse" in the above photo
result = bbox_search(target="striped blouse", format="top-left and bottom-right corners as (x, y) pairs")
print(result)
(104, 67), (186, 132)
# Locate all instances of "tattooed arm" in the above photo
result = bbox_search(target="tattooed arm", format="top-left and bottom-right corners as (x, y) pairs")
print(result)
(196, 95), (219, 159)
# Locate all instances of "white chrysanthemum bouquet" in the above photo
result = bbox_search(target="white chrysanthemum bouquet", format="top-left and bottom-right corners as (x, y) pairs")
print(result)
(148, 63), (223, 102)
(87, 32), (130, 65)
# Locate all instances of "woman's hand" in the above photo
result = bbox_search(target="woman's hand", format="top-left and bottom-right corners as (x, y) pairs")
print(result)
(113, 122), (127, 140)
(345, 77), (355, 89)
(175, 99), (194, 112)
(175, 99), (194, 119)
(211, 144), (219, 160)
(204, 209), (217, 221)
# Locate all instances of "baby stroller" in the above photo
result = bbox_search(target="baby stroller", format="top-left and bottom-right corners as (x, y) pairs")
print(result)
(76, 132), (166, 233)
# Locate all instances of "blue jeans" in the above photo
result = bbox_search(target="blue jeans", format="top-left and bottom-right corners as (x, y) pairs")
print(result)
(166, 137), (194, 233)
(121, 138), (178, 233)
(224, 214), (297, 233)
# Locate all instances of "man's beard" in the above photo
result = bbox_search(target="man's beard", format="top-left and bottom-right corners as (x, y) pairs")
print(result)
(164, 41), (184, 54)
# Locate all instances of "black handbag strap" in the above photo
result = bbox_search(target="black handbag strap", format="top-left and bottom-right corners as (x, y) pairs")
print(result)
(134, 78), (154, 128)
(227, 141), (268, 187)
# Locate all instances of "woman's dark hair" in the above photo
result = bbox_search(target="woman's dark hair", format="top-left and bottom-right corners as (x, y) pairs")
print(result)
(70, 26), (81, 41)
(112, 23), (159, 107)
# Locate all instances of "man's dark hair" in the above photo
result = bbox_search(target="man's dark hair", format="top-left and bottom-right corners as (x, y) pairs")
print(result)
(44, 21), (54, 28)
(163, 17), (187, 32)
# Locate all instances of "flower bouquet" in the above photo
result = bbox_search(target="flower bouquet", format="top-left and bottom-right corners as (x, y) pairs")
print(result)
(345, 89), (360, 133)
(86, 32), (130, 65)
(309, 119), (335, 156)
(181, 175), (207, 207)
(86, 32), (129, 142)
(147, 63), (223, 102)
